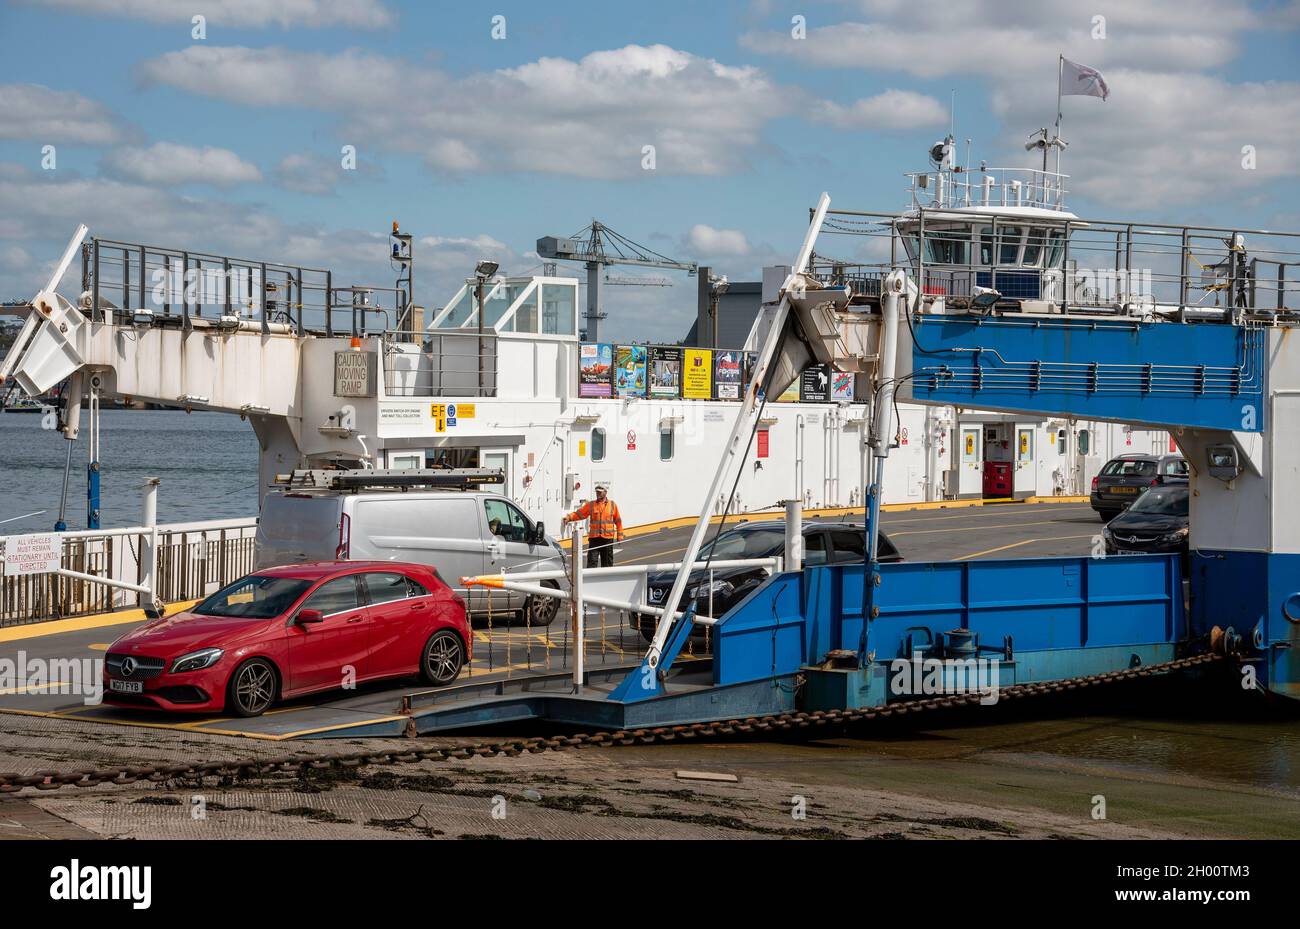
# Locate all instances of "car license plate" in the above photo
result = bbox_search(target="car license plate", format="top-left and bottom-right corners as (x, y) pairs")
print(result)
(110, 679), (143, 694)
(1112, 487), (1137, 494)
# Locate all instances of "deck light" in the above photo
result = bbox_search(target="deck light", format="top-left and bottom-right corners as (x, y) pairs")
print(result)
(475, 260), (500, 279)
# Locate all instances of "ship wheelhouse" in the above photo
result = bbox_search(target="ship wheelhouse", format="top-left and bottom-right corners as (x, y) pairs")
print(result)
(893, 157), (1079, 312)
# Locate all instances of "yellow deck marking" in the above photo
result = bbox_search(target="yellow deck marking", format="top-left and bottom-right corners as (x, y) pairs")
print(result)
(0, 680), (75, 695)
(955, 533), (1098, 561)
(0, 600), (198, 643)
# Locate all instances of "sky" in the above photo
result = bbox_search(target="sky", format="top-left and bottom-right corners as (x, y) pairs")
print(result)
(1, 0), (1298, 342)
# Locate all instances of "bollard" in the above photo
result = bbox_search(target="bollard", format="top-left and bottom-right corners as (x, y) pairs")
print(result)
(783, 498), (803, 572)
(140, 477), (160, 615)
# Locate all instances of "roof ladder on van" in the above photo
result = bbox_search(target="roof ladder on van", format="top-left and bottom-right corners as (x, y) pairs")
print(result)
(274, 468), (505, 491)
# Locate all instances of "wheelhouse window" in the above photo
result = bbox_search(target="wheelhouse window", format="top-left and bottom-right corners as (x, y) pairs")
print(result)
(999, 226), (1024, 264)
(1046, 230), (1065, 268)
(1022, 228), (1047, 267)
(923, 230), (969, 265)
(591, 427), (606, 462)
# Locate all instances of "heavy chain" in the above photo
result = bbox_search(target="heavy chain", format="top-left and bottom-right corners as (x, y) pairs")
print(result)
(0, 653), (1222, 793)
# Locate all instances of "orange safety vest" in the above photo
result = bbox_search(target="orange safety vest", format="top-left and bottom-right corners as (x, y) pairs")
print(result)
(569, 497), (623, 539)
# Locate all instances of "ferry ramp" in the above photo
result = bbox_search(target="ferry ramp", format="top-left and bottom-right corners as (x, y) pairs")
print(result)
(0, 500), (1098, 739)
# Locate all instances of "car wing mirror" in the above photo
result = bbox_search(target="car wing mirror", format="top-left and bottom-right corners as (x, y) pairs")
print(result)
(296, 609), (325, 625)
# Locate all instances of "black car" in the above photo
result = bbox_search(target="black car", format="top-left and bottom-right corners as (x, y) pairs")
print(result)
(637, 521), (903, 640)
(1102, 484), (1189, 561)
(1090, 453), (1188, 520)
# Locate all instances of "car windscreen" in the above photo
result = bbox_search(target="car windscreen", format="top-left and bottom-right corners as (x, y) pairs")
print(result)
(699, 528), (784, 560)
(1127, 487), (1189, 517)
(194, 575), (313, 618)
(1101, 459), (1156, 477)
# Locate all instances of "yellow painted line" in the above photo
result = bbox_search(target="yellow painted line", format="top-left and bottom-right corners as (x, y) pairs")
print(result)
(556, 498), (1092, 548)
(879, 504), (1091, 526)
(0, 679), (76, 695)
(954, 533), (1098, 561)
(0, 600), (198, 643)
(262, 714), (410, 740)
(891, 519), (1076, 537)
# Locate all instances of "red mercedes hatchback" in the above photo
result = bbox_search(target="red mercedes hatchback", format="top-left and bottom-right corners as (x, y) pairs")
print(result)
(103, 562), (471, 717)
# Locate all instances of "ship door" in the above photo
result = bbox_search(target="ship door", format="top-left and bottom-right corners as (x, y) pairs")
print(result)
(958, 426), (983, 496)
(482, 450), (512, 494)
(1014, 425), (1037, 497)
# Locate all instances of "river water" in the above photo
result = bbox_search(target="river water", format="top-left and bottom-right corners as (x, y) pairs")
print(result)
(0, 409), (259, 534)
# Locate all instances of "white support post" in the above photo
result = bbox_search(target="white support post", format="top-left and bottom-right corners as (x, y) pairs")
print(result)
(570, 526), (584, 692)
(644, 192), (832, 673)
(784, 498), (803, 572)
(140, 477), (160, 613)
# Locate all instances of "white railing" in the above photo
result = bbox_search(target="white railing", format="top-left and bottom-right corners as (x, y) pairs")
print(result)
(0, 515), (258, 625)
(908, 167), (1068, 212)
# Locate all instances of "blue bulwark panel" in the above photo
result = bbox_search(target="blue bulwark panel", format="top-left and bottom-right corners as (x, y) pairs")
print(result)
(711, 555), (1184, 688)
(908, 315), (1265, 432)
(868, 556), (1184, 660)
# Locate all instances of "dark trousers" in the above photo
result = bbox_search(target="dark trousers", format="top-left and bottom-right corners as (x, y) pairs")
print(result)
(586, 537), (615, 568)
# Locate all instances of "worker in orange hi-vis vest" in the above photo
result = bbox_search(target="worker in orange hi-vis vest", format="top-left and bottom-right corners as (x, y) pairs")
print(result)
(562, 483), (624, 567)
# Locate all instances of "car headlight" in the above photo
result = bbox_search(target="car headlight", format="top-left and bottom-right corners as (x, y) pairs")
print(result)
(1160, 527), (1189, 542)
(687, 580), (734, 599)
(171, 647), (224, 674)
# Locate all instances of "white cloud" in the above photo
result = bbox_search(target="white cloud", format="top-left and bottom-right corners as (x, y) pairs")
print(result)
(0, 164), (536, 319)
(0, 83), (125, 144)
(688, 224), (751, 257)
(993, 70), (1300, 209)
(744, 0), (1257, 78)
(272, 152), (382, 194)
(139, 44), (800, 178)
(812, 89), (948, 130)
(32, 0), (394, 29)
(102, 142), (262, 187)
(742, 0), (1299, 211)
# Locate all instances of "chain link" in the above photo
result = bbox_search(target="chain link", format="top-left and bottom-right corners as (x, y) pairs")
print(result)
(0, 653), (1221, 793)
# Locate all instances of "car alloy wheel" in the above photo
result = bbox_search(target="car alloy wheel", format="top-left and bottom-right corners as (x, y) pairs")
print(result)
(422, 630), (464, 687)
(227, 658), (277, 717)
(525, 580), (560, 627)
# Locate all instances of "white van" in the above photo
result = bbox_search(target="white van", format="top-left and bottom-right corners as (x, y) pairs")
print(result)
(254, 471), (566, 625)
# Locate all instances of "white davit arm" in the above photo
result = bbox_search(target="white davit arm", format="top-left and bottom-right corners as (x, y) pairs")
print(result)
(0, 224), (89, 389)
(643, 193), (832, 671)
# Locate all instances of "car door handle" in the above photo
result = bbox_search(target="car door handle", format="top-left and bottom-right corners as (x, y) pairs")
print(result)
(409, 602), (426, 611)
(347, 616), (364, 624)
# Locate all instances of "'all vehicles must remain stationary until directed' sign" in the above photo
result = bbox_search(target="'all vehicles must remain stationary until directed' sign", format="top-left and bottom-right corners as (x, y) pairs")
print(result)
(0, 533), (62, 576)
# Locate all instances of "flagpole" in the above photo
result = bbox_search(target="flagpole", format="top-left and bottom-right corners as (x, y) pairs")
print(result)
(1054, 54), (1064, 176)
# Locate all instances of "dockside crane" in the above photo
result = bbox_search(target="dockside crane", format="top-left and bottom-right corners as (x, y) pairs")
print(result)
(536, 221), (697, 342)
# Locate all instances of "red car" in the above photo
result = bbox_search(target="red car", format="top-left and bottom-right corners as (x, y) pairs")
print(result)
(103, 562), (471, 717)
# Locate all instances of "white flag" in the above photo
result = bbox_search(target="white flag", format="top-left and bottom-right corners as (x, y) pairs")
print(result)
(1061, 58), (1109, 100)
